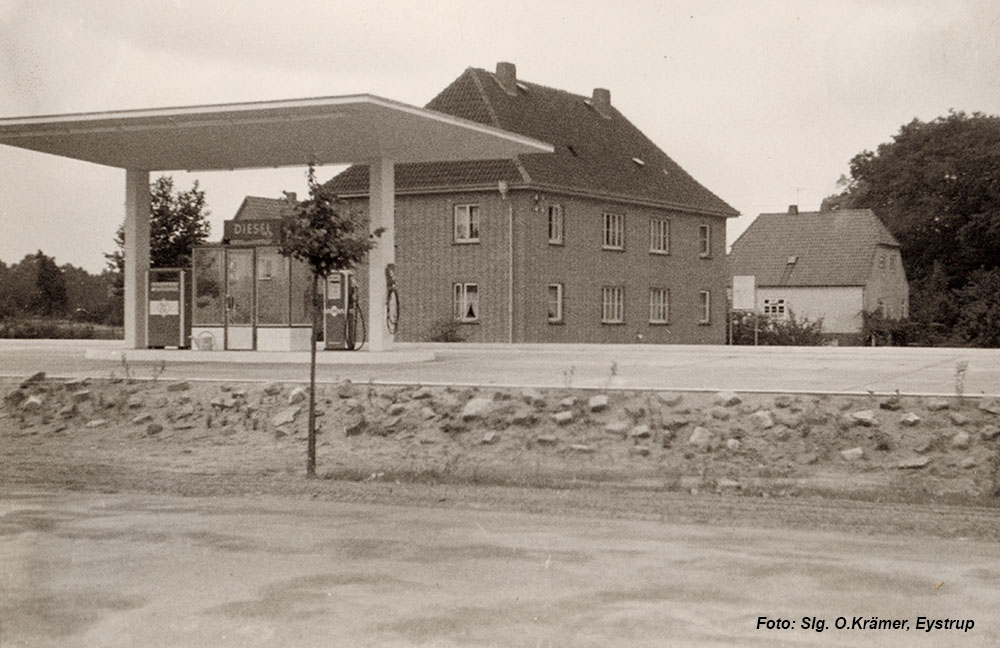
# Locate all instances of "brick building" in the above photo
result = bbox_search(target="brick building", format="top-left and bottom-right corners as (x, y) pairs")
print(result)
(325, 62), (738, 344)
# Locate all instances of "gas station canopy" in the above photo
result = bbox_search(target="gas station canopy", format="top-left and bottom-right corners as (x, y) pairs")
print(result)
(0, 94), (552, 170)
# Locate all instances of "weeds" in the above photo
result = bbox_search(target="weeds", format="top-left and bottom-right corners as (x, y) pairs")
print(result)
(954, 361), (969, 398)
(562, 365), (575, 389)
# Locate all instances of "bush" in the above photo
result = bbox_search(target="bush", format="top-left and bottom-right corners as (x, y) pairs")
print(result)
(0, 318), (121, 340)
(731, 311), (825, 346)
(426, 318), (465, 342)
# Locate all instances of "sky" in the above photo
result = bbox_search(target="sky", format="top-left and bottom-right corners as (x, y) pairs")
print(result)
(1, 0), (999, 273)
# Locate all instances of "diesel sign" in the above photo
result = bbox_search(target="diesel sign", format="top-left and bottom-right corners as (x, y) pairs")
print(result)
(224, 219), (281, 243)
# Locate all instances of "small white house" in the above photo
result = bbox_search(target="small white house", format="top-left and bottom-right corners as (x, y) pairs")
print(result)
(729, 207), (910, 335)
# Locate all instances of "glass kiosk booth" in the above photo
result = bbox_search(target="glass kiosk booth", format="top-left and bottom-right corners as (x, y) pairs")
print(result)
(190, 217), (360, 352)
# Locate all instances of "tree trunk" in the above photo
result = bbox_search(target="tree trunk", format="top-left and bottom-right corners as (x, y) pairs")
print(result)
(306, 272), (319, 477)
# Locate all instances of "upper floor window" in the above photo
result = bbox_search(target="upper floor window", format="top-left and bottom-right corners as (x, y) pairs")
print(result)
(602, 212), (625, 250)
(699, 290), (711, 324)
(650, 218), (670, 254)
(547, 283), (564, 323)
(548, 205), (564, 245)
(698, 224), (711, 257)
(602, 286), (625, 323)
(649, 287), (670, 323)
(454, 204), (480, 243)
(453, 283), (480, 321)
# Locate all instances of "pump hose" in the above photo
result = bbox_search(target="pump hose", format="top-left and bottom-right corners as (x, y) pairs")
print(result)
(386, 287), (400, 334)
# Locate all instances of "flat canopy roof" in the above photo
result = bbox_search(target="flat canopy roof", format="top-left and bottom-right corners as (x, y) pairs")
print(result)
(0, 94), (553, 171)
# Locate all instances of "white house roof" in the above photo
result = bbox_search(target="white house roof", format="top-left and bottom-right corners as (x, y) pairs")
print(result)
(0, 94), (553, 171)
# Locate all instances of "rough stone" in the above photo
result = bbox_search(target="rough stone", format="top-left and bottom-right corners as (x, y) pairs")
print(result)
(131, 412), (153, 424)
(211, 395), (237, 410)
(961, 457), (977, 469)
(749, 410), (775, 429)
(4, 388), (26, 407)
(412, 387), (433, 400)
(926, 398), (950, 412)
(461, 397), (494, 420)
(897, 457), (930, 469)
(536, 434), (558, 445)
(271, 406), (300, 427)
(263, 383), (282, 396)
(21, 395), (43, 413)
(801, 452), (820, 465)
(166, 380), (190, 392)
(662, 416), (691, 432)
(510, 407), (536, 426)
(773, 394), (793, 409)
(630, 446), (651, 457)
(879, 396), (902, 411)
(58, 403), (77, 419)
(630, 424), (651, 439)
(623, 402), (646, 419)
(849, 410), (878, 427)
(840, 447), (864, 462)
(71, 389), (91, 403)
(176, 404), (196, 420)
(604, 420), (629, 436)
(559, 397), (577, 409)
(714, 391), (741, 407)
(717, 478), (741, 491)
(336, 380), (355, 399)
(85, 419), (108, 429)
(977, 398), (1000, 415)
(146, 423), (163, 435)
(981, 425), (1000, 441)
(481, 431), (500, 445)
(20, 371), (45, 389)
(914, 439), (932, 454)
(420, 406), (437, 421)
(726, 438), (741, 451)
(688, 426), (712, 449)
(709, 406), (731, 421)
(388, 403), (406, 416)
(899, 412), (921, 427)
(288, 387), (307, 405)
(521, 388), (547, 408)
(949, 411), (970, 426)
(569, 444), (594, 453)
(951, 431), (971, 450)
(770, 425), (792, 442)
(588, 394), (609, 412)
(553, 411), (574, 425)
(127, 397), (143, 409)
(344, 413), (366, 436)
(657, 392), (683, 407)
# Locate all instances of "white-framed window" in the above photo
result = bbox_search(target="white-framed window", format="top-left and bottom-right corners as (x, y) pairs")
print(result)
(699, 290), (711, 324)
(453, 283), (479, 321)
(650, 218), (670, 254)
(649, 287), (670, 323)
(548, 205), (564, 245)
(698, 224), (711, 257)
(602, 286), (625, 323)
(602, 212), (625, 250)
(762, 298), (786, 316)
(547, 283), (563, 323)
(453, 204), (480, 243)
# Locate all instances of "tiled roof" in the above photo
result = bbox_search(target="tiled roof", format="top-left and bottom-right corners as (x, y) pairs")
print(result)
(324, 66), (737, 217)
(729, 209), (900, 287)
(233, 196), (294, 220)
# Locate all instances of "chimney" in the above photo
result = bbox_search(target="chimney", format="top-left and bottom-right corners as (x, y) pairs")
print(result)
(788, 204), (799, 215)
(282, 191), (297, 203)
(495, 61), (518, 95)
(591, 88), (612, 119)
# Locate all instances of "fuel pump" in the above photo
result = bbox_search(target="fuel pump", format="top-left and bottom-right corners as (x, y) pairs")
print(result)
(323, 271), (364, 350)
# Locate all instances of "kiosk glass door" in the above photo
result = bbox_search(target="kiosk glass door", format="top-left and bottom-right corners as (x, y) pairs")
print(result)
(225, 248), (254, 349)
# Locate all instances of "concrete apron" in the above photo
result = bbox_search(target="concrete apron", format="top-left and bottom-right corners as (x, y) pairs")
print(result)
(83, 346), (435, 365)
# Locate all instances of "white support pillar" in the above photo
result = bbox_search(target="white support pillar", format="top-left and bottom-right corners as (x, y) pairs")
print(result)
(367, 158), (395, 352)
(123, 168), (150, 349)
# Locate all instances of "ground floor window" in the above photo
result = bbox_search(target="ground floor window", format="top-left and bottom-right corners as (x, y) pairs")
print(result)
(547, 283), (564, 323)
(454, 283), (480, 322)
(762, 298), (786, 317)
(699, 290), (711, 324)
(649, 287), (669, 323)
(602, 286), (625, 323)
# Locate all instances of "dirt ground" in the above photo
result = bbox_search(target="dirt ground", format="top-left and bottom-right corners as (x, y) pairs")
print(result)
(3, 374), (1000, 540)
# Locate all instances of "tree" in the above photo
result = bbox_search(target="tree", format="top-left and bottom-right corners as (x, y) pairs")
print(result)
(824, 111), (1000, 346)
(33, 251), (68, 317)
(279, 165), (383, 477)
(106, 175), (211, 273)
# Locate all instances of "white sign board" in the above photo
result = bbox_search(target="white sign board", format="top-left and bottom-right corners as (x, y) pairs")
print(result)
(732, 275), (757, 311)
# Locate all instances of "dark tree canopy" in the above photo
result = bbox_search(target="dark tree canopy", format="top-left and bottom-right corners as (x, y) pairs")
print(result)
(824, 111), (1000, 346)
(106, 175), (211, 273)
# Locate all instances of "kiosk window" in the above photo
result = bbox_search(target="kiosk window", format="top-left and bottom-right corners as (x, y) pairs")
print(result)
(193, 248), (225, 325)
(257, 248), (290, 325)
(290, 259), (314, 326)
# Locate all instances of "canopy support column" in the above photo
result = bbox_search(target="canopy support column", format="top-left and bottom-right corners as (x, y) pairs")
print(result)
(367, 158), (395, 352)
(123, 168), (150, 349)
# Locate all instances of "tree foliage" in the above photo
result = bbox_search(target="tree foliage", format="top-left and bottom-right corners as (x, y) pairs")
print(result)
(823, 111), (1000, 346)
(106, 175), (211, 273)
(731, 311), (826, 346)
(0, 252), (118, 324)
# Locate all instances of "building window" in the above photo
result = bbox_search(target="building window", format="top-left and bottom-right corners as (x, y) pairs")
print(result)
(649, 218), (670, 254)
(454, 204), (480, 243)
(698, 224), (711, 257)
(699, 290), (711, 324)
(548, 205), (564, 245)
(602, 286), (625, 323)
(649, 288), (670, 323)
(547, 283), (563, 323)
(453, 283), (479, 321)
(762, 298), (786, 316)
(602, 212), (625, 250)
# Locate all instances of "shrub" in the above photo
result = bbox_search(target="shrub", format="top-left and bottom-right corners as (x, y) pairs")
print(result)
(427, 318), (465, 342)
(731, 311), (825, 346)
